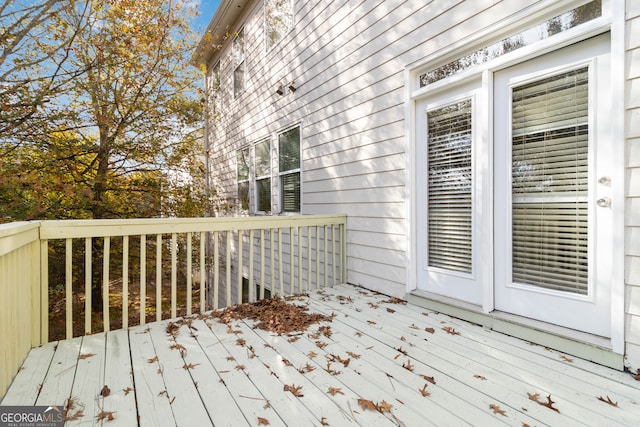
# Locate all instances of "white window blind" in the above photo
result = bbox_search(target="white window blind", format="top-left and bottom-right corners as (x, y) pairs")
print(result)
(279, 127), (301, 212)
(427, 99), (473, 273)
(511, 66), (589, 294)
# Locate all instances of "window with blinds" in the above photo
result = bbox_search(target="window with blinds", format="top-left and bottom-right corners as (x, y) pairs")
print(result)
(427, 99), (473, 273)
(279, 126), (301, 212)
(255, 140), (271, 212)
(511, 66), (589, 294)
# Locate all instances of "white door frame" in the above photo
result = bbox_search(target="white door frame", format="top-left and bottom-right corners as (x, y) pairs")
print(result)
(405, 0), (625, 353)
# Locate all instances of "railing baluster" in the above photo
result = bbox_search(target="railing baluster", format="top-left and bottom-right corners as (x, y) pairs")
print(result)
(260, 229), (265, 300)
(65, 238), (72, 340)
(40, 239), (48, 344)
(200, 232), (206, 312)
(171, 233), (177, 318)
(140, 235), (146, 325)
(156, 234), (162, 322)
(278, 228), (283, 295)
(238, 230), (243, 304)
(214, 230), (219, 310)
(85, 238), (92, 335)
(103, 237), (110, 332)
(289, 227), (294, 296)
(249, 229), (254, 302)
(297, 227), (302, 293)
(306, 227), (311, 292)
(324, 225), (328, 288)
(226, 231), (231, 307)
(315, 226), (319, 289)
(270, 229), (274, 297)
(332, 225), (337, 286)
(187, 232), (192, 316)
(122, 236), (129, 329)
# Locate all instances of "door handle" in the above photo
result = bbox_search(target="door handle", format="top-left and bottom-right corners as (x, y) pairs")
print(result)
(596, 197), (611, 208)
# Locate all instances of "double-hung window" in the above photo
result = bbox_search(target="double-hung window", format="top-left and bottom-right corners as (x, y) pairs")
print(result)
(232, 28), (245, 97)
(255, 140), (271, 212)
(265, 0), (294, 51)
(278, 126), (301, 213)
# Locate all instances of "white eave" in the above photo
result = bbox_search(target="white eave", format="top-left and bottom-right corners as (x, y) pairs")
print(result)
(194, 0), (247, 67)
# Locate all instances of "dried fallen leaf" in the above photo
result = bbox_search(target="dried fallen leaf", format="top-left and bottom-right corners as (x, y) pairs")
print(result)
(236, 338), (246, 346)
(308, 351), (318, 359)
(402, 360), (414, 372)
(147, 356), (159, 363)
(528, 392), (560, 413)
(560, 355), (573, 363)
(347, 351), (361, 359)
(442, 326), (460, 335)
(378, 400), (393, 413)
(357, 398), (378, 412)
(78, 353), (96, 360)
(409, 324), (420, 330)
(634, 369), (640, 381)
(96, 410), (115, 421)
(284, 384), (304, 397)
(489, 404), (507, 416)
(327, 387), (344, 396)
(235, 365), (245, 371)
(474, 374), (487, 381)
(425, 327), (435, 334)
(182, 363), (200, 370)
(123, 387), (133, 396)
(597, 395), (618, 407)
(100, 385), (111, 397)
(320, 416), (329, 426)
(419, 384), (430, 397)
(420, 374), (436, 385)
(257, 417), (270, 425)
(226, 356), (236, 361)
(386, 308), (395, 313)
(64, 397), (84, 422)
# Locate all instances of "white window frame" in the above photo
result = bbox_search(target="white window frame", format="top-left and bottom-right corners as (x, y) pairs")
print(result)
(207, 60), (221, 113)
(405, 0), (624, 352)
(237, 147), (250, 213)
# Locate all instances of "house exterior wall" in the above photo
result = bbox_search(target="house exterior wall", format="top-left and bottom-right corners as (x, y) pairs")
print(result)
(625, 0), (640, 372)
(201, 0), (640, 371)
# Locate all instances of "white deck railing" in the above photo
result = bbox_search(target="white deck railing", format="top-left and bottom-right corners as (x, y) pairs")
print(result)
(0, 214), (347, 399)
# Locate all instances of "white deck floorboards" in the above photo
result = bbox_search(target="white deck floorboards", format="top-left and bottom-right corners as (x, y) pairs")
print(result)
(2, 284), (640, 426)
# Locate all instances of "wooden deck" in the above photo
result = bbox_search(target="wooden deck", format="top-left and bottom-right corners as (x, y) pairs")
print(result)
(2, 284), (639, 426)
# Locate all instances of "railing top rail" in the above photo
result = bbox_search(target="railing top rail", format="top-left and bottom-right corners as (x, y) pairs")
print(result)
(0, 222), (41, 257)
(38, 214), (347, 239)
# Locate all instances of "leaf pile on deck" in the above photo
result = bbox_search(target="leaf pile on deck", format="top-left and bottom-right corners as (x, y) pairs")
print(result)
(212, 295), (333, 335)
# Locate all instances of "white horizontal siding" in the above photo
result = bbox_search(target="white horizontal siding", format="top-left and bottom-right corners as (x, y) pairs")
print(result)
(625, 0), (640, 372)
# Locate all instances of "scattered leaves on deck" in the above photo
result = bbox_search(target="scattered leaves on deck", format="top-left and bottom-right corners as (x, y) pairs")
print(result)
(474, 374), (487, 381)
(442, 326), (460, 335)
(597, 395), (618, 407)
(402, 360), (414, 372)
(308, 351), (318, 359)
(99, 385), (111, 397)
(63, 397), (84, 422)
(96, 410), (115, 422)
(419, 384), (430, 397)
(147, 356), (158, 363)
(420, 374), (436, 385)
(123, 387), (133, 396)
(528, 392), (560, 413)
(560, 355), (573, 363)
(320, 416), (330, 426)
(347, 351), (361, 359)
(257, 417), (270, 425)
(170, 343), (186, 357)
(284, 384), (304, 397)
(78, 353), (96, 360)
(386, 308), (396, 313)
(489, 404), (507, 416)
(357, 398), (393, 413)
(182, 363), (200, 370)
(425, 327), (435, 334)
(383, 297), (406, 305)
(211, 295), (333, 336)
(165, 322), (180, 337)
(298, 363), (316, 374)
(327, 387), (344, 396)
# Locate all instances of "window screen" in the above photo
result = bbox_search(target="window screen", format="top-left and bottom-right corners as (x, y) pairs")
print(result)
(427, 99), (473, 273)
(255, 140), (271, 212)
(511, 66), (589, 294)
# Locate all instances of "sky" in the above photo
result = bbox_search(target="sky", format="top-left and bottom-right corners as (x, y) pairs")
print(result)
(193, 0), (221, 34)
